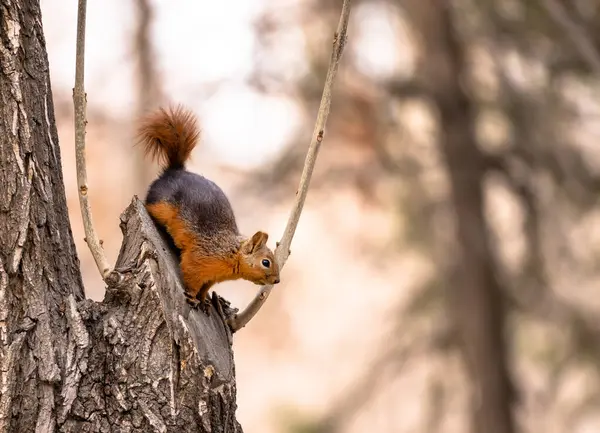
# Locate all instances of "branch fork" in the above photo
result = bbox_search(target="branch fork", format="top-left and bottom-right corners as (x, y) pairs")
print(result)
(73, 0), (353, 331)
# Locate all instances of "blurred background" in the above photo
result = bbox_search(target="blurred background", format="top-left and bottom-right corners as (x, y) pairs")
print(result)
(39, 0), (600, 432)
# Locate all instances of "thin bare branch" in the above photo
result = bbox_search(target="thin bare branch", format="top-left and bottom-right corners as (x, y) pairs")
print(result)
(539, 0), (600, 76)
(73, 0), (112, 279)
(227, 0), (353, 332)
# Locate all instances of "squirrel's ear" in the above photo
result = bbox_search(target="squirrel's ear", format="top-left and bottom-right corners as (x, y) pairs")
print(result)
(251, 231), (269, 250)
(242, 231), (268, 254)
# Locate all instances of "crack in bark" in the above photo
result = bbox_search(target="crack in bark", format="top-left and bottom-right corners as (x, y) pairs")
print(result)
(35, 382), (56, 433)
(169, 340), (180, 418)
(0, 332), (25, 433)
(9, 154), (32, 274)
(59, 295), (91, 425)
(139, 399), (167, 433)
(0, 262), (8, 346)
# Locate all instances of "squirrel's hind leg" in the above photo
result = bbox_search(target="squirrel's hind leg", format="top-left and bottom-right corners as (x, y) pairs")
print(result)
(180, 250), (207, 312)
(182, 280), (214, 315)
(196, 281), (215, 315)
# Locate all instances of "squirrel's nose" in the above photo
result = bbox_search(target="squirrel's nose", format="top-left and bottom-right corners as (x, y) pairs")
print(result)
(274, 278), (280, 284)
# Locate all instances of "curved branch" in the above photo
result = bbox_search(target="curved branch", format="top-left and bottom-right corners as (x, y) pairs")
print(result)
(73, 0), (112, 279)
(227, 0), (353, 332)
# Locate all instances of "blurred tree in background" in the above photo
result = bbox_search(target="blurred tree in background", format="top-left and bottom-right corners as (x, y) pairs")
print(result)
(246, 0), (600, 432)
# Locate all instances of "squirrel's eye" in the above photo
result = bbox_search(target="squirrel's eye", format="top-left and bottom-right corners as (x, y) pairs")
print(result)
(261, 259), (271, 268)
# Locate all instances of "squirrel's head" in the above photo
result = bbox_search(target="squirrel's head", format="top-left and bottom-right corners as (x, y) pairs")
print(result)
(238, 231), (280, 285)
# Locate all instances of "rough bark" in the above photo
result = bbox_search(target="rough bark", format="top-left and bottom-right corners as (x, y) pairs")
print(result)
(0, 1), (85, 431)
(61, 198), (242, 433)
(403, 1), (516, 433)
(0, 2), (242, 432)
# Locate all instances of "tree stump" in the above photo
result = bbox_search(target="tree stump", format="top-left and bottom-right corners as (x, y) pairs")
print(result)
(58, 198), (243, 432)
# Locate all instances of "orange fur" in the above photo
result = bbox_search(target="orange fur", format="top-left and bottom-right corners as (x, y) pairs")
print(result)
(137, 105), (200, 170)
(147, 201), (258, 302)
(146, 201), (198, 250)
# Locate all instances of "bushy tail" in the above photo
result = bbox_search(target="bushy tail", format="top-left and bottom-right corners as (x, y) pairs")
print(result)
(137, 105), (200, 170)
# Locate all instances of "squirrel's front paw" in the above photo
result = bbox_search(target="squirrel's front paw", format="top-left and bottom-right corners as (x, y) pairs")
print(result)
(184, 292), (201, 309)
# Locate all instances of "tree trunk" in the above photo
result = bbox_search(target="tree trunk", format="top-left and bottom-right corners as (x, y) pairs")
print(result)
(402, 1), (516, 433)
(0, 2), (242, 432)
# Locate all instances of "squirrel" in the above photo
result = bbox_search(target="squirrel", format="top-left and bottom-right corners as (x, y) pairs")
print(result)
(137, 105), (280, 313)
